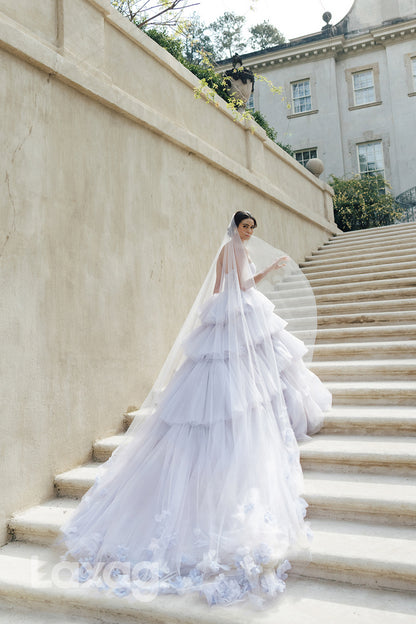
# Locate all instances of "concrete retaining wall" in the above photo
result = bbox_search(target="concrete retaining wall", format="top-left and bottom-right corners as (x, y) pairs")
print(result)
(0, 0), (337, 545)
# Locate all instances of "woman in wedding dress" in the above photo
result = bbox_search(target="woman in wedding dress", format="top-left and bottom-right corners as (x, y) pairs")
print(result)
(58, 211), (331, 607)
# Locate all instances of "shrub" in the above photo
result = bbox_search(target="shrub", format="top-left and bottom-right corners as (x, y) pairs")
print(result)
(329, 174), (403, 232)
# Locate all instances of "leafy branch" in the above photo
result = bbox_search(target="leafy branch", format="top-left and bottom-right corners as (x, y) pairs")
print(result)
(111, 0), (199, 29)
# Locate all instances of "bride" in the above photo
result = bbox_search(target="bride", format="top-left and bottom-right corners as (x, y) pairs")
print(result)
(58, 211), (331, 607)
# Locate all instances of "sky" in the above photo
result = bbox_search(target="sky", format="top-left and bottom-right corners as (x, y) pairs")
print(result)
(190, 0), (355, 40)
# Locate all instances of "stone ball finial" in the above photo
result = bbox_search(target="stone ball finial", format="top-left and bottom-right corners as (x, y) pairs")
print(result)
(322, 11), (332, 25)
(306, 158), (325, 178)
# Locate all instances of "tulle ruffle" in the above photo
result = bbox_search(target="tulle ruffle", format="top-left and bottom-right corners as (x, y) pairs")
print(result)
(59, 410), (310, 607)
(58, 273), (331, 608)
(178, 286), (331, 435)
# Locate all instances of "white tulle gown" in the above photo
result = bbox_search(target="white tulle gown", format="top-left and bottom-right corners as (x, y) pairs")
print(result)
(59, 241), (331, 607)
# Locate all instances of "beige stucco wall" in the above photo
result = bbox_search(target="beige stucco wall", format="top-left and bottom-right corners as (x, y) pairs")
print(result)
(0, 0), (337, 546)
(344, 0), (416, 32)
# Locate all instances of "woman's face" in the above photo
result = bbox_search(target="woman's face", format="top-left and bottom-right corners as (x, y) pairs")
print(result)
(237, 218), (256, 241)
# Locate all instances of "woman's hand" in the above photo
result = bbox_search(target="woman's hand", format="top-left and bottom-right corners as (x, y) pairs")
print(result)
(271, 256), (288, 270)
(253, 256), (289, 285)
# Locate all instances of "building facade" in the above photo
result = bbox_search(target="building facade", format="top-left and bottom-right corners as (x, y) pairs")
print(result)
(220, 0), (416, 211)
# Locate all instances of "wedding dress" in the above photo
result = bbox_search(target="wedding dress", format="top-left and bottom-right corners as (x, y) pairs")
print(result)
(58, 218), (331, 607)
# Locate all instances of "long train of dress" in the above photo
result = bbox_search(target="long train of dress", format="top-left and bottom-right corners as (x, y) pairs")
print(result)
(59, 270), (331, 607)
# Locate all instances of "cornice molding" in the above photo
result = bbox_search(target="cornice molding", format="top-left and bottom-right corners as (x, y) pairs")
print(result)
(219, 18), (416, 72)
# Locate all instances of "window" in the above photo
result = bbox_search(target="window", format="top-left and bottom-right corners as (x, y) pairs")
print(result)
(352, 69), (376, 105)
(295, 148), (317, 168)
(345, 64), (381, 109)
(357, 141), (384, 178)
(405, 54), (416, 96)
(291, 80), (312, 114)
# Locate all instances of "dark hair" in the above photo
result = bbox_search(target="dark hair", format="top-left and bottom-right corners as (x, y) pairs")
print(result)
(233, 211), (257, 228)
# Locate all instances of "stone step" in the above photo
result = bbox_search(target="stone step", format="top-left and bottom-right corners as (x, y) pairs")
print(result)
(275, 276), (416, 298)
(0, 601), (106, 624)
(282, 265), (416, 288)
(56, 427), (416, 490)
(301, 250), (416, 271)
(308, 246), (415, 272)
(123, 410), (146, 432)
(278, 287), (416, 309)
(312, 340), (416, 361)
(9, 468), (416, 548)
(293, 518), (416, 591)
(309, 359), (416, 382)
(9, 499), (78, 546)
(305, 263), (416, 283)
(303, 471), (416, 525)
(294, 324), (416, 344)
(0, 542), (415, 624)
(325, 227), (416, 246)
(54, 463), (101, 498)
(313, 237), (415, 258)
(123, 400), (416, 435)
(321, 232), (416, 254)
(280, 296), (416, 318)
(307, 245), (416, 269)
(321, 406), (416, 436)
(93, 435), (126, 463)
(328, 221), (416, 243)
(300, 434), (416, 474)
(287, 309), (416, 330)
(326, 380), (416, 406)
(327, 222), (416, 241)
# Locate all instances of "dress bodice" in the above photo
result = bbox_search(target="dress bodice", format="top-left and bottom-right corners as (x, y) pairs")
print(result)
(223, 261), (256, 291)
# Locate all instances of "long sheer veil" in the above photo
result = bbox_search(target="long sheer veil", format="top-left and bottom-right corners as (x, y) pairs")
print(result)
(128, 217), (317, 433)
(58, 215), (319, 606)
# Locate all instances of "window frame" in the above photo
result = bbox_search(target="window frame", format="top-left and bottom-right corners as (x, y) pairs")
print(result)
(405, 53), (416, 96)
(352, 69), (376, 106)
(294, 148), (318, 168)
(291, 78), (312, 114)
(357, 140), (385, 178)
(345, 63), (382, 110)
(286, 74), (318, 119)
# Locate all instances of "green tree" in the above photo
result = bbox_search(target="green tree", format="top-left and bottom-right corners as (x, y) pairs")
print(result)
(249, 21), (286, 51)
(145, 29), (230, 100)
(329, 174), (403, 232)
(111, 0), (192, 30)
(209, 12), (247, 59)
(178, 13), (215, 65)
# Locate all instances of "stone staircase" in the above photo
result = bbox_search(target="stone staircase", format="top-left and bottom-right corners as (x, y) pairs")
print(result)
(1, 222), (416, 622)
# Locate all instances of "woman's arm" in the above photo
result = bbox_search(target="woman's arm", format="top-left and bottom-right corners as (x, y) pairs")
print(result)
(214, 244), (250, 292)
(253, 256), (288, 285)
(213, 247), (224, 293)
